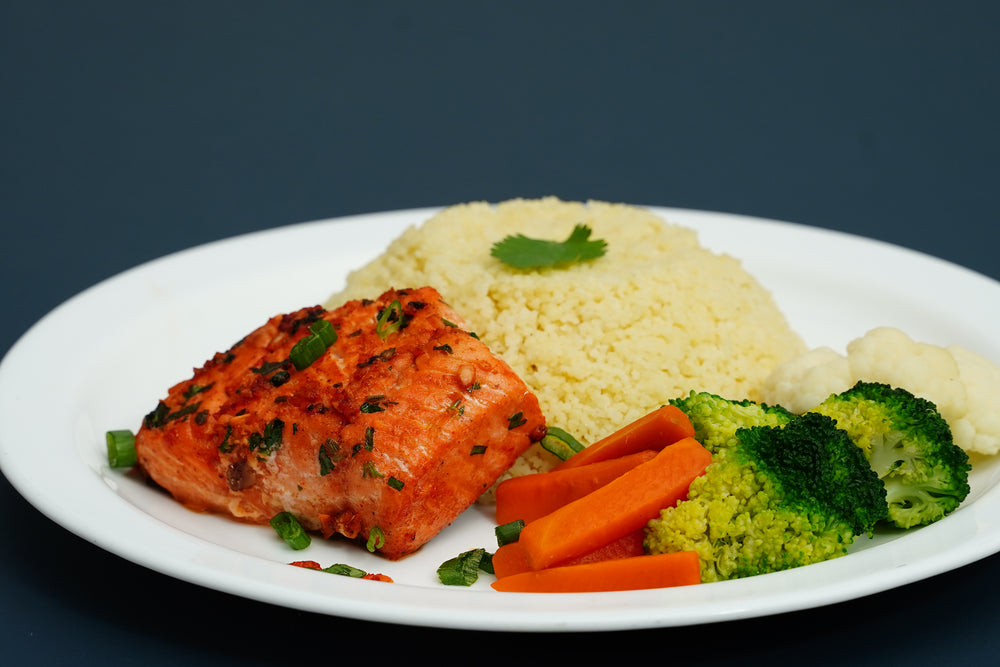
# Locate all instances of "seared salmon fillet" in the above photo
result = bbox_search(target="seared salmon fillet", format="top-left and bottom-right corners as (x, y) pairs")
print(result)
(134, 286), (546, 559)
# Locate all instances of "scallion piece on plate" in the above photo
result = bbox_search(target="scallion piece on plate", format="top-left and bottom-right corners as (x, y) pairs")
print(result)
(106, 429), (137, 468)
(478, 551), (495, 575)
(437, 548), (488, 586)
(269, 511), (312, 550)
(322, 563), (367, 578)
(539, 426), (586, 461)
(495, 519), (525, 547)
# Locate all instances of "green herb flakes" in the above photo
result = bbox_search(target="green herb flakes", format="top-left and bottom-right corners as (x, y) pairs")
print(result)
(249, 418), (284, 455)
(360, 395), (394, 413)
(375, 300), (403, 340)
(318, 439), (343, 475)
(362, 461), (384, 479)
(218, 425), (234, 453)
(507, 412), (527, 430)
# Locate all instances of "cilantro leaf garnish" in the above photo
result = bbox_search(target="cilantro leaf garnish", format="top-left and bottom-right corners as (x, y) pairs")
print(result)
(490, 224), (608, 269)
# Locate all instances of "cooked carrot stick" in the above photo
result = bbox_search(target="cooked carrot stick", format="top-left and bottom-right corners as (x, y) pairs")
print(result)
(518, 437), (711, 571)
(491, 541), (532, 578)
(492, 528), (647, 578)
(562, 529), (646, 566)
(495, 449), (658, 525)
(554, 405), (696, 471)
(491, 551), (701, 593)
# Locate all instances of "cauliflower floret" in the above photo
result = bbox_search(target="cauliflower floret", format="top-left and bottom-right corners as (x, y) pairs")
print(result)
(758, 346), (851, 413)
(947, 345), (1000, 455)
(759, 326), (1000, 456)
(845, 327), (968, 428)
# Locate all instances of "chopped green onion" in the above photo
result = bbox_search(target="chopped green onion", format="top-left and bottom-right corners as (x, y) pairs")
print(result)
(375, 300), (403, 340)
(540, 426), (586, 461)
(322, 563), (367, 578)
(437, 548), (488, 586)
(309, 319), (337, 347)
(545, 426), (585, 451)
(289, 332), (327, 371)
(366, 526), (385, 552)
(106, 429), (137, 468)
(478, 551), (495, 575)
(287, 320), (338, 371)
(269, 512), (311, 550)
(387, 476), (404, 491)
(495, 519), (525, 547)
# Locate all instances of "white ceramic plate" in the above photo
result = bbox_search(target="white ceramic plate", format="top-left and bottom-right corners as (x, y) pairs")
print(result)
(2, 207), (1000, 632)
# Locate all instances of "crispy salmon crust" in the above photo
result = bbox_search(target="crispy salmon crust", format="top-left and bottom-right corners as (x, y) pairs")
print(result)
(134, 286), (546, 559)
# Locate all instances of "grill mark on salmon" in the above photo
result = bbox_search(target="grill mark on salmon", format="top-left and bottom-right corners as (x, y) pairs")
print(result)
(134, 286), (546, 559)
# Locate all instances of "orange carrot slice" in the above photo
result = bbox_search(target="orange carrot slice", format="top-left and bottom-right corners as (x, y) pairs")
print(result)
(518, 436), (711, 571)
(492, 528), (647, 578)
(492, 541), (532, 578)
(561, 529), (646, 566)
(554, 405), (696, 471)
(491, 551), (701, 593)
(495, 449), (658, 525)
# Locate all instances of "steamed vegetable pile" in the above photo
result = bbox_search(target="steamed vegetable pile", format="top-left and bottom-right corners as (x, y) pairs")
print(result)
(489, 406), (709, 592)
(482, 381), (971, 592)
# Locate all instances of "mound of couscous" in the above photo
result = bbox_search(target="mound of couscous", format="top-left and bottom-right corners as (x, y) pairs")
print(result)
(327, 197), (805, 480)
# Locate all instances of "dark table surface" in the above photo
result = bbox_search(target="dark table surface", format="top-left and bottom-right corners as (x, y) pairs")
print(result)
(3, 2), (999, 664)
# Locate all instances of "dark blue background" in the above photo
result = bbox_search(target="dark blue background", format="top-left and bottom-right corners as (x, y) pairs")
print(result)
(3, 2), (998, 664)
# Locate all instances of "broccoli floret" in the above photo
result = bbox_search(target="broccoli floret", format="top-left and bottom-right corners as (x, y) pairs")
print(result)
(669, 390), (797, 454)
(645, 412), (887, 582)
(810, 381), (971, 529)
